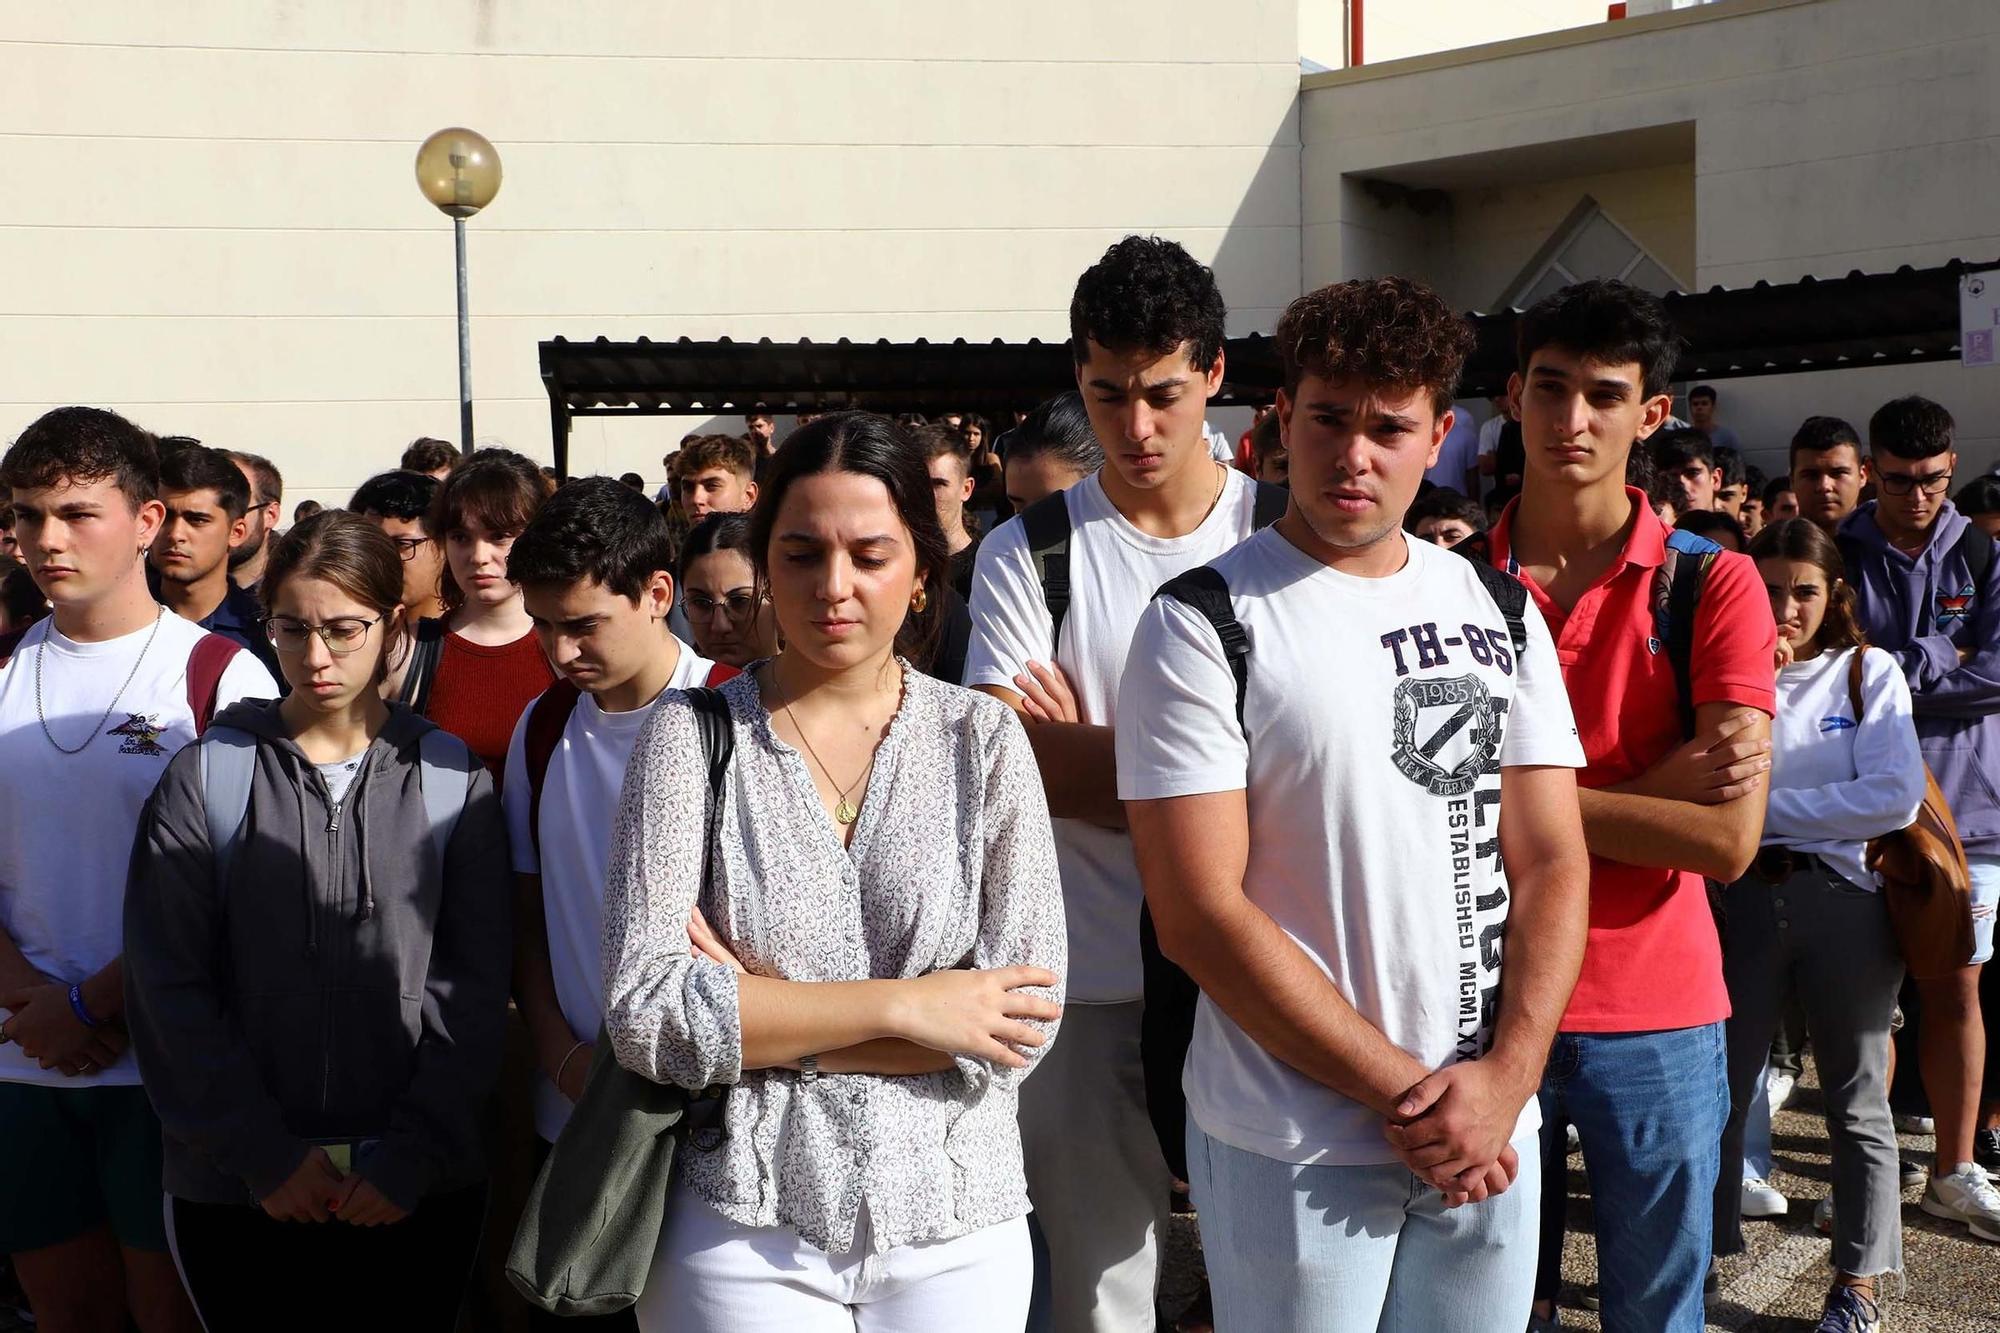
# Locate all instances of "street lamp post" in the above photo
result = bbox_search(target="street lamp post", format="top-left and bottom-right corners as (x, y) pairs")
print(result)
(414, 128), (503, 456)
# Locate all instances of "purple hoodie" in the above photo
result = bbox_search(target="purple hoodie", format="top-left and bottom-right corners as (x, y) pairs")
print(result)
(1838, 500), (2000, 854)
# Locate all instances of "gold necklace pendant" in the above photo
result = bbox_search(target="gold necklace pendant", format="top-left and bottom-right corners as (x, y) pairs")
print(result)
(834, 798), (859, 825)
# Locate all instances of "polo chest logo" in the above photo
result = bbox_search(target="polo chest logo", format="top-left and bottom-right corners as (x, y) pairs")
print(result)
(1391, 674), (1501, 797)
(1936, 585), (1975, 628)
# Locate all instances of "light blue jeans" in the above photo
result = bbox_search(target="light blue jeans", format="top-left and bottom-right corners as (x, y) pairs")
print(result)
(1743, 1063), (1775, 1180)
(1968, 852), (1999, 965)
(1186, 1124), (1540, 1332)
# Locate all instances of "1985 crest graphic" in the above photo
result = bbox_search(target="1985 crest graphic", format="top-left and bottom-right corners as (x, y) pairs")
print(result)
(1390, 674), (1500, 797)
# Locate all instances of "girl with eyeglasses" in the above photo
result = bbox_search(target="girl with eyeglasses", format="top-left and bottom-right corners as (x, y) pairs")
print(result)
(677, 513), (779, 670)
(124, 511), (513, 1331)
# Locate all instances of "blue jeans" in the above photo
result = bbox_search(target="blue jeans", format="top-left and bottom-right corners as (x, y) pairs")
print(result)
(1537, 1024), (1727, 1333)
(1186, 1124), (1540, 1332)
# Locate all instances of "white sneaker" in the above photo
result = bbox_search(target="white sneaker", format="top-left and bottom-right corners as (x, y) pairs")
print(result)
(1742, 1175), (1787, 1218)
(1768, 1068), (1797, 1114)
(1895, 1112), (1936, 1136)
(1920, 1162), (2000, 1242)
(1901, 1158), (1926, 1191)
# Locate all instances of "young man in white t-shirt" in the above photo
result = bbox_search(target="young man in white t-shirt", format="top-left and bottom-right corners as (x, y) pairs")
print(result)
(502, 480), (731, 1278)
(965, 236), (1275, 1333)
(0, 407), (277, 1333)
(1118, 279), (1590, 1332)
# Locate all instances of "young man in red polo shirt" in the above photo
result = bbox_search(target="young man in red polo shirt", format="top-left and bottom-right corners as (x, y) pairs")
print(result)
(1489, 281), (1776, 1332)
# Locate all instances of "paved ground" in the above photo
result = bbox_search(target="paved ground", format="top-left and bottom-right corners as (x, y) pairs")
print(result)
(1159, 1056), (2000, 1332)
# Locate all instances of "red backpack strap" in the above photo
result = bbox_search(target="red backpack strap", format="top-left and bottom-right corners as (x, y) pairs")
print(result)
(702, 662), (740, 687)
(185, 634), (244, 736)
(525, 680), (583, 858)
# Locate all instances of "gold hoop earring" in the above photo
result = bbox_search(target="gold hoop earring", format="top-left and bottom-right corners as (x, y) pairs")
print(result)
(911, 585), (929, 614)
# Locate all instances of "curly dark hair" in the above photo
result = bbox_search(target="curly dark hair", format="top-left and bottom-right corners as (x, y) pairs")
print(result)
(1788, 414), (1861, 468)
(1068, 235), (1226, 372)
(1273, 277), (1474, 414)
(0, 406), (161, 507)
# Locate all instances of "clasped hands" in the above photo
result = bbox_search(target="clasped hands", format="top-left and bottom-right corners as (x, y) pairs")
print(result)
(0, 978), (128, 1078)
(1383, 1060), (1532, 1209)
(259, 1147), (408, 1227)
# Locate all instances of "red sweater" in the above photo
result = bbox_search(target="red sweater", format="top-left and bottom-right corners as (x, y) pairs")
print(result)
(425, 629), (556, 788)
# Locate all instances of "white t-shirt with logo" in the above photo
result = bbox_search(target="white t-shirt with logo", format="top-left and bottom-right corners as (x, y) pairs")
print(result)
(0, 612), (279, 1087)
(964, 465), (1263, 1003)
(1117, 531), (1584, 1165)
(502, 640), (718, 1141)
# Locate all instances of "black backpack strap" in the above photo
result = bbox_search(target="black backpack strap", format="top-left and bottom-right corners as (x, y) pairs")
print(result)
(681, 685), (737, 1151)
(1660, 529), (1721, 740)
(1250, 480), (1289, 531)
(1951, 522), (1995, 592)
(1018, 491), (1074, 653)
(1467, 561), (1530, 661)
(1155, 566), (1250, 730)
(397, 616), (447, 716)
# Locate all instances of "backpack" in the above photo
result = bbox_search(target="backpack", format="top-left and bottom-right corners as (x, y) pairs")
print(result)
(0, 624), (239, 723)
(1845, 649), (1977, 979)
(396, 617), (447, 716)
(1654, 528), (1725, 741)
(1017, 479), (1290, 651)
(521, 664), (740, 857)
(1132, 548), (1530, 1179)
(1505, 525), (1721, 741)
(198, 719), (477, 890)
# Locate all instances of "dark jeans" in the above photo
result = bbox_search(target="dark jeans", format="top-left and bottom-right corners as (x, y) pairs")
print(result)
(169, 1183), (488, 1333)
(1536, 1024), (1728, 1333)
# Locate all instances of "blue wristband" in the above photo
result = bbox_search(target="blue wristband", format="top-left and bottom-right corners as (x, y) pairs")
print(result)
(68, 983), (99, 1030)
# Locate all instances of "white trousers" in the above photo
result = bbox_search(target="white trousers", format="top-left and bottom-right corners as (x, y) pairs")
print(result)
(636, 1187), (1031, 1333)
(1016, 999), (1172, 1333)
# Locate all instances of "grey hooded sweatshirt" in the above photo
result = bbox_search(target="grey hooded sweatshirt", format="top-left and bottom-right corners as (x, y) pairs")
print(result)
(123, 699), (512, 1210)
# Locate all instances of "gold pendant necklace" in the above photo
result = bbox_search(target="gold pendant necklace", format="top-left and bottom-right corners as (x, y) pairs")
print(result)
(778, 684), (872, 826)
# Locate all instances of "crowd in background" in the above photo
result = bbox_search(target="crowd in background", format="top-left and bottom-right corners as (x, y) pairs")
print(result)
(1, 236), (1998, 1333)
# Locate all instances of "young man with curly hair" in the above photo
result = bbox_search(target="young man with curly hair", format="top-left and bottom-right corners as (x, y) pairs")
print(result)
(1490, 281), (1776, 1332)
(1118, 277), (1588, 1331)
(670, 433), (759, 523)
(965, 235), (1268, 1333)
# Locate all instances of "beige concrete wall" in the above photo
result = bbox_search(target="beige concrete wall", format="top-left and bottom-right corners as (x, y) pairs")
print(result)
(1301, 0), (2000, 474)
(0, 1), (1302, 506)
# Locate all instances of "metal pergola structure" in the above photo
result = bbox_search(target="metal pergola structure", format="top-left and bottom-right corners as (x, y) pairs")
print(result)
(539, 259), (1991, 476)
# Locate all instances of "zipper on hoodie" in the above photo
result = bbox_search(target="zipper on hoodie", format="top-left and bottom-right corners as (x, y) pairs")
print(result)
(316, 766), (348, 1116)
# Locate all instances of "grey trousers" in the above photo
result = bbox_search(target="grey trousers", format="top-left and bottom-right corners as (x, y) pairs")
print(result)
(1017, 1000), (1172, 1333)
(1713, 860), (1905, 1278)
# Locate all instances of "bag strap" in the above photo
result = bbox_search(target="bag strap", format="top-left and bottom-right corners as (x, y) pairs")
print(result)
(397, 617), (447, 716)
(1019, 491), (1074, 653)
(199, 725), (260, 888)
(1950, 522), (1995, 594)
(1155, 567), (1251, 731)
(524, 681), (584, 858)
(186, 634), (243, 737)
(1250, 479), (1288, 531)
(1847, 646), (1868, 726)
(1468, 560), (1530, 660)
(1658, 528), (1722, 739)
(417, 727), (476, 882)
(684, 686), (736, 952)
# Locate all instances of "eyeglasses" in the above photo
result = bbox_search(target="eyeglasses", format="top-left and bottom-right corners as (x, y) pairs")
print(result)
(683, 590), (763, 622)
(1875, 470), (1953, 497)
(389, 536), (430, 562)
(267, 616), (381, 655)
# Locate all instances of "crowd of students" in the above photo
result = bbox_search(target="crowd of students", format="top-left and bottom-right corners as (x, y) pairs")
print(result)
(0, 235), (1995, 1333)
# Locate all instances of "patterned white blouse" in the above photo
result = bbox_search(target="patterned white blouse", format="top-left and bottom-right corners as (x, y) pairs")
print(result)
(602, 665), (1066, 1254)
